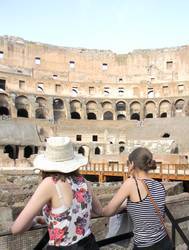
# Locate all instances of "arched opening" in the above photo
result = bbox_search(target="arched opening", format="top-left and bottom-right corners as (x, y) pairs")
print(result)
(162, 133), (170, 138)
(78, 146), (85, 156)
(103, 111), (113, 120)
(4, 145), (14, 159)
(146, 113), (153, 118)
(159, 100), (170, 118)
(24, 146), (33, 158)
(36, 97), (47, 107)
(102, 101), (112, 109)
(144, 101), (156, 118)
(116, 102), (126, 111)
(71, 88), (78, 96)
(35, 108), (46, 119)
(131, 113), (140, 120)
(130, 101), (141, 121)
(4, 145), (18, 159)
(87, 112), (96, 120)
(147, 90), (154, 98)
(0, 106), (9, 116)
(119, 141), (125, 144)
(175, 99), (184, 117)
(119, 146), (125, 153)
(117, 114), (126, 120)
(71, 112), (81, 119)
(17, 109), (28, 118)
(15, 96), (29, 118)
(53, 98), (64, 109)
(53, 99), (64, 122)
(70, 100), (82, 118)
(160, 112), (167, 118)
(95, 147), (100, 155)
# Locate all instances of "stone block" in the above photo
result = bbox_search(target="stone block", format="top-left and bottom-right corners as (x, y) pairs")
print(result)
(0, 207), (13, 232)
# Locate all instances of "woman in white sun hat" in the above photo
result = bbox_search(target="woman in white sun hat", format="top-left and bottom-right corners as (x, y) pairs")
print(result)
(11, 137), (102, 249)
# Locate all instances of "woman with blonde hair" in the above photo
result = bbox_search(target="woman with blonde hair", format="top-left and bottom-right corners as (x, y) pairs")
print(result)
(11, 137), (102, 249)
(102, 147), (172, 250)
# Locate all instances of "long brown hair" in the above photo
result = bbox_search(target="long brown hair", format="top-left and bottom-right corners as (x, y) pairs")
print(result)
(128, 147), (156, 172)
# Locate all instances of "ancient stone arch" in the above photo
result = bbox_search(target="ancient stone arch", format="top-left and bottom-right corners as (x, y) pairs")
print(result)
(175, 99), (184, 117)
(36, 96), (47, 107)
(95, 147), (101, 155)
(87, 113), (97, 120)
(116, 101), (126, 111)
(102, 101), (113, 109)
(144, 101), (156, 118)
(86, 101), (97, 120)
(130, 101), (141, 120)
(0, 93), (10, 116)
(159, 100), (171, 118)
(70, 100), (82, 119)
(71, 112), (81, 119)
(117, 114), (126, 120)
(24, 146), (33, 158)
(53, 98), (64, 109)
(53, 98), (64, 122)
(86, 101), (97, 110)
(4, 145), (19, 159)
(103, 111), (113, 120)
(15, 95), (29, 118)
(119, 141), (125, 144)
(35, 97), (48, 119)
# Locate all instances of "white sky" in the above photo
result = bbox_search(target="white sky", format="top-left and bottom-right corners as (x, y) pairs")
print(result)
(1, 0), (189, 53)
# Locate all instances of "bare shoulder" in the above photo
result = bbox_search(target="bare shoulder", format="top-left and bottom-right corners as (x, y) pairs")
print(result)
(120, 177), (135, 195)
(122, 177), (134, 187)
(37, 177), (53, 192)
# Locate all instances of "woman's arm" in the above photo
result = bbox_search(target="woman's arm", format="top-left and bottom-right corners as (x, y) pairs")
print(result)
(11, 177), (52, 235)
(102, 179), (131, 217)
(87, 182), (103, 216)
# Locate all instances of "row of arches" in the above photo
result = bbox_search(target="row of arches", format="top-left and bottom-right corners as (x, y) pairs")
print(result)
(0, 94), (65, 120)
(71, 99), (187, 120)
(0, 93), (188, 121)
(78, 146), (101, 156)
(4, 145), (38, 159)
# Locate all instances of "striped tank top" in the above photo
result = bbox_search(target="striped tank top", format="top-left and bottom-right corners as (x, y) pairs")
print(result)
(127, 178), (167, 248)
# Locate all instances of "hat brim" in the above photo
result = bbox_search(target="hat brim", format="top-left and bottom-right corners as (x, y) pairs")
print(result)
(33, 153), (88, 173)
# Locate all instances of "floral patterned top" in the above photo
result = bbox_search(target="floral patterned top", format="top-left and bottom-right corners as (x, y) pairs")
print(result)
(42, 175), (92, 246)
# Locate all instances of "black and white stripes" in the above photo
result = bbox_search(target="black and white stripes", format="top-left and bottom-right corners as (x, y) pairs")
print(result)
(127, 179), (167, 248)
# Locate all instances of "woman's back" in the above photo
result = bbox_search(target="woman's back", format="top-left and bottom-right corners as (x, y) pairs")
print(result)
(127, 178), (167, 248)
(43, 175), (92, 246)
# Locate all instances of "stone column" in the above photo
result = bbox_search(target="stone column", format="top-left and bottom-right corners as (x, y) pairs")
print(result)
(126, 101), (130, 120)
(82, 102), (87, 119)
(64, 98), (71, 119)
(46, 96), (54, 122)
(140, 102), (145, 120)
(97, 101), (103, 120)
(28, 95), (37, 119)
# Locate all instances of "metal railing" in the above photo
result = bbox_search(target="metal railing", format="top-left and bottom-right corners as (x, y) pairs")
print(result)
(33, 205), (189, 250)
(80, 163), (189, 181)
(0, 205), (188, 249)
(165, 206), (189, 249)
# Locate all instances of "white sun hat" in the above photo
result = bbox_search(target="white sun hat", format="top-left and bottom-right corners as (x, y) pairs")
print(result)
(33, 137), (88, 173)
